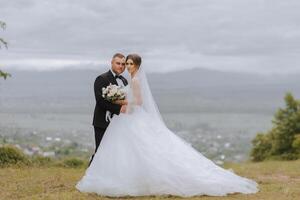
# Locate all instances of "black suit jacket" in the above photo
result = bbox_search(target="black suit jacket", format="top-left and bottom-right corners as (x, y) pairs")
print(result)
(92, 70), (128, 128)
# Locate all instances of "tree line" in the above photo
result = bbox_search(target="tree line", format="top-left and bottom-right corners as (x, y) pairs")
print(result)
(0, 20), (11, 79)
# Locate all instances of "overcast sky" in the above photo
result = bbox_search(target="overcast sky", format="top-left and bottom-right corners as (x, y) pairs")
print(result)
(1, 0), (300, 74)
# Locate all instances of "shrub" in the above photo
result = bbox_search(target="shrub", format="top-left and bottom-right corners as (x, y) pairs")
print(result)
(292, 134), (300, 153)
(251, 92), (300, 161)
(0, 146), (30, 167)
(31, 156), (54, 167)
(62, 158), (85, 168)
(251, 133), (272, 161)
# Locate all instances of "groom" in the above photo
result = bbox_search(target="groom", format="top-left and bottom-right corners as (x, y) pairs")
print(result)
(89, 53), (128, 166)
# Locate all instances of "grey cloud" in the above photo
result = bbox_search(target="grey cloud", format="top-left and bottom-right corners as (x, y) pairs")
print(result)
(1, 0), (300, 74)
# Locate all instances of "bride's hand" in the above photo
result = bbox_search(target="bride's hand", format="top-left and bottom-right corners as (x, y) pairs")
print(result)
(113, 99), (128, 105)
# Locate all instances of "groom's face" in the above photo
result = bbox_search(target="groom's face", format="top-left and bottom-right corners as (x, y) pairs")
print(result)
(111, 57), (126, 75)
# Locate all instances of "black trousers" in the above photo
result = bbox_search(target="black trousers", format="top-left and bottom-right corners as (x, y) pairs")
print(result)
(88, 126), (106, 166)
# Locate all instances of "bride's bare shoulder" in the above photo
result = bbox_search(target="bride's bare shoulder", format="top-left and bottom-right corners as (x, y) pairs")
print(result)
(131, 76), (140, 84)
(130, 77), (141, 91)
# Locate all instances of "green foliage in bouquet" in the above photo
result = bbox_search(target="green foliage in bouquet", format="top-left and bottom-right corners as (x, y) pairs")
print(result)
(251, 92), (300, 161)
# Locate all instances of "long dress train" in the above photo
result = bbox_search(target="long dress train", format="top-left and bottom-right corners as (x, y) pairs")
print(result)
(76, 102), (259, 197)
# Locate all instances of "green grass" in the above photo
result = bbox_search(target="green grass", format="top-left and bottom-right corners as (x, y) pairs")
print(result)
(0, 160), (299, 200)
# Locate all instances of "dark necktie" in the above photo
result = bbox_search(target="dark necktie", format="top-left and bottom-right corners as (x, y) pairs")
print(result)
(115, 75), (126, 85)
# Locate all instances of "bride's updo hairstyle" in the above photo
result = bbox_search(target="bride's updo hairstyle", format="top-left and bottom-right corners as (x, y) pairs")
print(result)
(126, 54), (142, 70)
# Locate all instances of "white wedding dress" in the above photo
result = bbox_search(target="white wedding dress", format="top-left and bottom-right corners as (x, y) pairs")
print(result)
(76, 68), (259, 197)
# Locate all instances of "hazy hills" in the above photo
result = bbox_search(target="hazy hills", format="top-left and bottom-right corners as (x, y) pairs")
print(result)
(0, 67), (299, 114)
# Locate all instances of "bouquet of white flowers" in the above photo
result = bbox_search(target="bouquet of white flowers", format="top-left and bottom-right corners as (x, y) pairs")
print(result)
(102, 83), (126, 102)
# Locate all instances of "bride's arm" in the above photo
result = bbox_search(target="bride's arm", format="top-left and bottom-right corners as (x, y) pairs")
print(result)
(131, 78), (143, 106)
(111, 80), (142, 106)
(113, 99), (128, 105)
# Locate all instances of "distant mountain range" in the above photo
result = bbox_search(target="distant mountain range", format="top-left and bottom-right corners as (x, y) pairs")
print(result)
(148, 67), (300, 89)
(0, 68), (299, 114)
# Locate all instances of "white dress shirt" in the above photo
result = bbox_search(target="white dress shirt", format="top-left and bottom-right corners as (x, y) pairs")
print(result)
(110, 69), (124, 87)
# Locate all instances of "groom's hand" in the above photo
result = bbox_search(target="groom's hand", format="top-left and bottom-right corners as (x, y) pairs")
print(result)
(120, 105), (127, 113)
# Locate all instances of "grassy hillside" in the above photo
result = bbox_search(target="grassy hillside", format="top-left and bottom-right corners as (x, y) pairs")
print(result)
(0, 160), (299, 200)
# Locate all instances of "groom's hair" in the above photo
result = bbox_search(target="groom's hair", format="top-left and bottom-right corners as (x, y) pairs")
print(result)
(112, 53), (125, 59)
(126, 54), (142, 68)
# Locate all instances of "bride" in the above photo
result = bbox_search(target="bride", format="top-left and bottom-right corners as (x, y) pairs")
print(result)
(76, 54), (259, 197)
